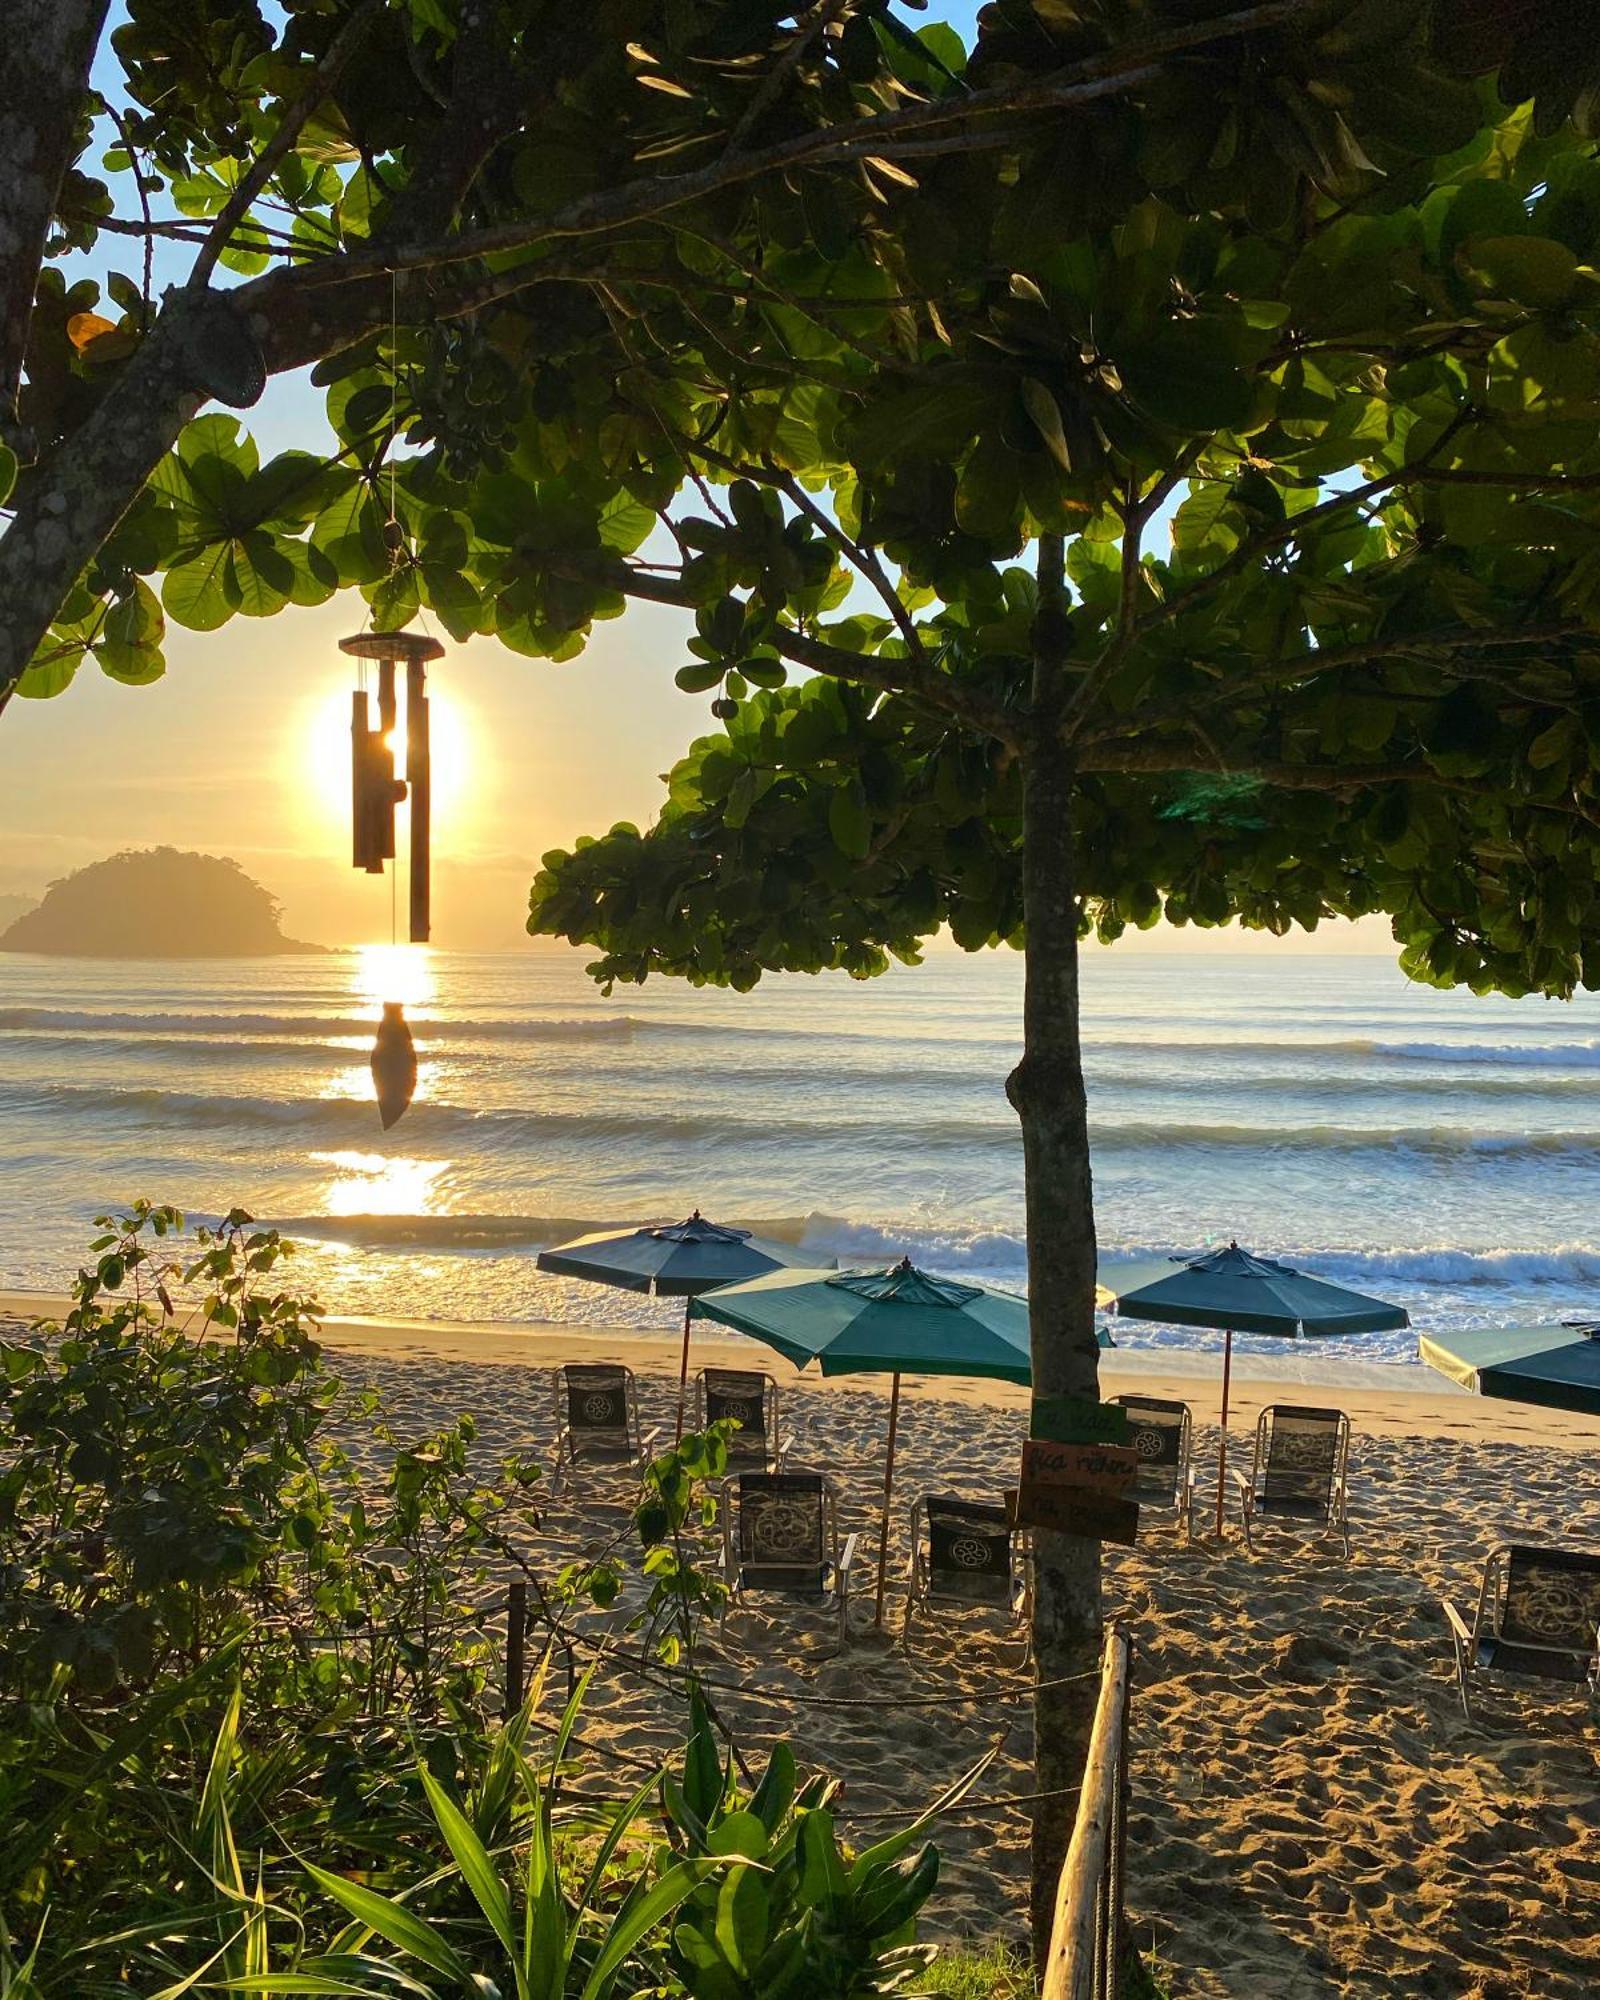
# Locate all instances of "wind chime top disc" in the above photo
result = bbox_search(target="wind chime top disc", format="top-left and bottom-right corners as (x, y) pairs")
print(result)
(339, 632), (445, 662)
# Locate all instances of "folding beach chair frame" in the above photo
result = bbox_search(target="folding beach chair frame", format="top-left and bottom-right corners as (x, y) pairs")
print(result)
(902, 1493), (1032, 1660)
(693, 1366), (785, 1471)
(550, 1363), (657, 1492)
(1231, 1404), (1351, 1558)
(1442, 1542), (1600, 1722)
(1111, 1392), (1197, 1540)
(719, 1471), (858, 1644)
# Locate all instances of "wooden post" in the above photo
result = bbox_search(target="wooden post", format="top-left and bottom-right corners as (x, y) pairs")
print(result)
(675, 1297), (692, 1443)
(504, 1579), (527, 1720)
(406, 657), (430, 942)
(1214, 1327), (1234, 1538)
(1042, 1625), (1132, 2000)
(873, 1370), (902, 1627)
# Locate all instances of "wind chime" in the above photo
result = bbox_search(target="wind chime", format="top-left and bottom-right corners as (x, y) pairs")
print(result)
(342, 627), (444, 1129)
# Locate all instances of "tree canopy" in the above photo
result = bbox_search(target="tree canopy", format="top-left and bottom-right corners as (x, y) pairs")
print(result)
(511, 6), (1600, 1006)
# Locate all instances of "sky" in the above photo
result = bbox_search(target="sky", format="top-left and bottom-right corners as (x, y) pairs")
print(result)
(0, 5), (1396, 957)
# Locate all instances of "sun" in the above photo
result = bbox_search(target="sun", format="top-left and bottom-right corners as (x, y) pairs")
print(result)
(296, 675), (475, 844)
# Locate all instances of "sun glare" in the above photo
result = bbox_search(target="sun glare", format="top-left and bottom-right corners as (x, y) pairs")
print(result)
(297, 678), (475, 842)
(355, 940), (436, 1012)
(316, 1150), (446, 1217)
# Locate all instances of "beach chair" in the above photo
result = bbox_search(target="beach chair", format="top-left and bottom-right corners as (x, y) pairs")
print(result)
(1230, 1404), (1350, 1557)
(1111, 1393), (1196, 1539)
(1443, 1544), (1600, 1722)
(694, 1366), (784, 1471)
(550, 1363), (656, 1491)
(903, 1494), (1032, 1657)
(719, 1471), (857, 1642)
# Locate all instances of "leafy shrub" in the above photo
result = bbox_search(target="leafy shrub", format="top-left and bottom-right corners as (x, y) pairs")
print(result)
(0, 1207), (971, 1998)
(0, 1202), (334, 1700)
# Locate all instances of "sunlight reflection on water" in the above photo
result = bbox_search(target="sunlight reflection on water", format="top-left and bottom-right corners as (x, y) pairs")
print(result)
(315, 1150), (447, 1217)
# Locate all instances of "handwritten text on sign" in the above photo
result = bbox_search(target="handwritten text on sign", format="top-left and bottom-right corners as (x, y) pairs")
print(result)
(1007, 1484), (1140, 1546)
(1020, 1438), (1139, 1496)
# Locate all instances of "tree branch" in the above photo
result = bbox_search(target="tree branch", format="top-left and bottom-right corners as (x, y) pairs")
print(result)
(725, 0), (851, 154)
(1089, 622), (1600, 740)
(187, 0), (383, 293)
(96, 95), (155, 329)
(286, 0), (1328, 289)
(1144, 409), (1477, 643)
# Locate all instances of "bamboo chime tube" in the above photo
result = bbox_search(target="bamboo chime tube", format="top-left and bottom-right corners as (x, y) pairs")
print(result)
(376, 658), (398, 862)
(406, 658), (430, 943)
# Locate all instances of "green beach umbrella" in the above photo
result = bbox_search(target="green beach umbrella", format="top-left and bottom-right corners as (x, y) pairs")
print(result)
(1419, 1321), (1600, 1417)
(689, 1255), (1112, 1623)
(537, 1212), (802, 1436)
(1103, 1242), (1409, 1537)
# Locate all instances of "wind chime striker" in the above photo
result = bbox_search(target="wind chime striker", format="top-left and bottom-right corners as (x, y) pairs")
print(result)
(341, 628), (444, 1129)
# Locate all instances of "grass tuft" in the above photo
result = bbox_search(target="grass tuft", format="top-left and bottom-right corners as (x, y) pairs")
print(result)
(923, 1934), (1175, 1998)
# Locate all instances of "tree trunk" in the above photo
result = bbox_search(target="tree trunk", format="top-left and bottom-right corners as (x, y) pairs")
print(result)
(0, 0), (111, 431)
(0, 314), (203, 706)
(1009, 537), (1103, 1966)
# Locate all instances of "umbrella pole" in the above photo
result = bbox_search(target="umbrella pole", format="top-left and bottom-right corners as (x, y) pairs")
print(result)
(874, 1371), (902, 1627)
(1214, 1327), (1234, 1538)
(675, 1299), (692, 1443)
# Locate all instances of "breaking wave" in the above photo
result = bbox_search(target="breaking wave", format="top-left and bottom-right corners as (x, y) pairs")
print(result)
(0, 1007), (634, 1042)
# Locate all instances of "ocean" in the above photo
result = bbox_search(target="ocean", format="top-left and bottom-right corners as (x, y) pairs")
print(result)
(1, 942), (1597, 1370)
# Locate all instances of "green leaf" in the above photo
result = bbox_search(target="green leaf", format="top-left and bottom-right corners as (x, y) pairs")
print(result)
(302, 1864), (471, 1983)
(598, 489), (655, 554)
(577, 1859), (730, 2000)
(0, 443), (16, 506)
(848, 380), (991, 467)
(1118, 319), (1254, 434)
(418, 1765), (518, 1967)
(828, 783), (872, 859)
(162, 546), (241, 631)
(231, 532), (297, 617)
(1461, 234), (1583, 308)
(1020, 378), (1071, 472)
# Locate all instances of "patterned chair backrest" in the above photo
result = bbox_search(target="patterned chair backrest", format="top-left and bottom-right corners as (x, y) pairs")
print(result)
(702, 1368), (771, 1458)
(1497, 1545), (1600, 1653)
(926, 1495), (1013, 1603)
(1261, 1406), (1343, 1508)
(736, 1472), (827, 1589)
(1114, 1396), (1188, 1505)
(563, 1363), (633, 1442)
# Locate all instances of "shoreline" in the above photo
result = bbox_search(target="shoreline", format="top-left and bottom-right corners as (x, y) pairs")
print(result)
(8, 1287), (1600, 1452)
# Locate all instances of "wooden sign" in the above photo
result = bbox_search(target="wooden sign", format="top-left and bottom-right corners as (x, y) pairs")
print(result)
(1008, 1483), (1140, 1546)
(1021, 1437), (1139, 1496)
(1030, 1395), (1130, 1447)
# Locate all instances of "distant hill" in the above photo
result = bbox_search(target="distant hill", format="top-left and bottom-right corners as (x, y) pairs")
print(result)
(0, 893), (36, 933)
(0, 849), (325, 957)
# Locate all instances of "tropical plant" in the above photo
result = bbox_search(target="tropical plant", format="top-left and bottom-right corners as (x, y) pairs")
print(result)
(632, 1425), (734, 1668)
(661, 1688), (968, 2000)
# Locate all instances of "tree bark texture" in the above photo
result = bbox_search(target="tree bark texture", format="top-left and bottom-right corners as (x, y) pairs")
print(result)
(0, 315), (200, 704)
(1010, 537), (1105, 1966)
(0, 0), (112, 431)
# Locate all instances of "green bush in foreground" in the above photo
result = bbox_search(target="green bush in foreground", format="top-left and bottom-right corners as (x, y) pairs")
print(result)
(0, 1206), (979, 1996)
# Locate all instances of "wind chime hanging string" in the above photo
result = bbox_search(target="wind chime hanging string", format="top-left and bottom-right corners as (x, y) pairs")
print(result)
(341, 269), (443, 1131)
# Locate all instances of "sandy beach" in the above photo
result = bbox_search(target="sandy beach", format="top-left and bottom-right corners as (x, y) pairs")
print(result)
(8, 1292), (1599, 1998)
